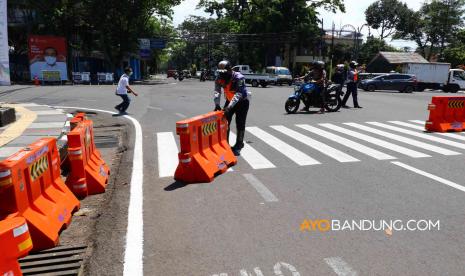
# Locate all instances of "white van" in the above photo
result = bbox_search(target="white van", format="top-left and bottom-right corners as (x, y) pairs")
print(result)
(265, 66), (293, 86)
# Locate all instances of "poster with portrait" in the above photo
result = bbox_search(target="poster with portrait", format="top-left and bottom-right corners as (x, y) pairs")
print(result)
(28, 35), (68, 81)
(0, 0), (10, 85)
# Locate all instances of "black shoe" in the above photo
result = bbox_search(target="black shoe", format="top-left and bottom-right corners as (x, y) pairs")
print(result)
(114, 105), (122, 111)
(342, 105), (350, 108)
(354, 106), (363, 108)
(232, 147), (242, 156)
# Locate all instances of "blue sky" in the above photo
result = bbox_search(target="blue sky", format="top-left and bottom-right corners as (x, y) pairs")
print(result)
(172, 0), (425, 49)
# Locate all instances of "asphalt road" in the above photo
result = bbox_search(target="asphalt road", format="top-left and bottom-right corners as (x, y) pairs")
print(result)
(2, 80), (465, 275)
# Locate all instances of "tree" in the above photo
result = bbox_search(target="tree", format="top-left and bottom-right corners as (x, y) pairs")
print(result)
(396, 0), (465, 60)
(365, 0), (412, 40)
(444, 29), (465, 66)
(358, 37), (400, 64)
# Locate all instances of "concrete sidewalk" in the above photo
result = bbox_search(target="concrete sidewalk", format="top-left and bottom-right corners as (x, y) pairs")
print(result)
(0, 103), (69, 160)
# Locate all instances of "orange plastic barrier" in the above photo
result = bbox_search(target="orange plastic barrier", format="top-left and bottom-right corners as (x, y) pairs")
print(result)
(174, 111), (237, 183)
(426, 96), (465, 132)
(0, 138), (80, 251)
(70, 112), (87, 130)
(0, 217), (33, 276)
(66, 119), (110, 198)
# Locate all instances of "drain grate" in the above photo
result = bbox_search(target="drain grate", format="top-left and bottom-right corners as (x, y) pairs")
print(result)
(19, 245), (87, 276)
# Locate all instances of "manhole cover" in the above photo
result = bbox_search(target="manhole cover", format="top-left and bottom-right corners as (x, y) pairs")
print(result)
(19, 245), (87, 275)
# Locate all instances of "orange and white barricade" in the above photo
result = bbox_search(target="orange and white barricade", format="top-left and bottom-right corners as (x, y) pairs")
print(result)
(426, 96), (465, 132)
(174, 111), (236, 183)
(66, 119), (110, 198)
(0, 216), (33, 276)
(0, 138), (80, 251)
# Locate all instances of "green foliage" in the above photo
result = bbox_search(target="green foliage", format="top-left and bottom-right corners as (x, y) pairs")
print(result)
(358, 37), (400, 64)
(365, 0), (412, 40)
(444, 29), (465, 66)
(395, 0), (465, 60)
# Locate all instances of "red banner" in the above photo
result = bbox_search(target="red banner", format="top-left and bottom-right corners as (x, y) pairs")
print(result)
(28, 35), (68, 80)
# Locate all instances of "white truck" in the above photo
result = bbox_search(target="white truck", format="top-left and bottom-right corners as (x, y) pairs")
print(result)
(232, 65), (277, 88)
(402, 62), (465, 93)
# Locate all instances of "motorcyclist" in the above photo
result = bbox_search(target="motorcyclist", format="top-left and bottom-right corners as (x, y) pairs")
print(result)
(214, 60), (251, 156)
(297, 60), (327, 113)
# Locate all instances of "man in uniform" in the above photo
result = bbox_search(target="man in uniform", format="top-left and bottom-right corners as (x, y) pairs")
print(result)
(214, 60), (251, 156)
(342, 61), (362, 108)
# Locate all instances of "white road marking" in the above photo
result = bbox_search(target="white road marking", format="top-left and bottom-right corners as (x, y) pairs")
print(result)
(391, 121), (465, 141)
(157, 132), (179, 178)
(345, 123), (460, 156)
(274, 262), (301, 276)
(392, 161), (465, 193)
(409, 120), (425, 125)
(296, 124), (396, 160)
(246, 126), (320, 166)
(324, 257), (357, 276)
(175, 113), (187, 118)
(368, 121), (465, 150)
(34, 110), (63, 115)
(53, 106), (144, 276)
(212, 274), (228, 276)
(148, 106), (163, 111)
(320, 123), (430, 158)
(230, 132), (275, 169)
(271, 125), (359, 163)
(240, 268), (264, 276)
(243, 174), (279, 202)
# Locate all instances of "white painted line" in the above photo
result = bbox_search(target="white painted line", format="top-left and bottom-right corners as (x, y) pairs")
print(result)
(240, 268), (264, 276)
(243, 173), (278, 202)
(19, 103), (43, 107)
(274, 262), (301, 276)
(53, 106), (144, 276)
(212, 274), (228, 276)
(392, 121), (465, 141)
(0, 147), (24, 158)
(296, 124), (396, 160)
(271, 125), (359, 163)
(246, 127), (320, 166)
(392, 161), (465, 193)
(345, 123), (460, 156)
(175, 113), (187, 118)
(230, 132), (276, 169)
(324, 257), (357, 276)
(409, 120), (425, 125)
(157, 132), (179, 178)
(148, 106), (163, 111)
(320, 123), (430, 158)
(29, 122), (65, 129)
(369, 121), (465, 150)
(34, 110), (63, 115)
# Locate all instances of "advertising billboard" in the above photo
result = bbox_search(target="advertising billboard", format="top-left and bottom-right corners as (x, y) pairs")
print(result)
(28, 35), (68, 81)
(0, 0), (10, 85)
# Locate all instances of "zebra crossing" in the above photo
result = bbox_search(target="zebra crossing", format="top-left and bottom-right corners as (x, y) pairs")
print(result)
(156, 119), (465, 178)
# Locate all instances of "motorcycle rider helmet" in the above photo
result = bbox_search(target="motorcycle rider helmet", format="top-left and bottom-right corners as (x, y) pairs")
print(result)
(217, 60), (232, 81)
(349, 61), (358, 69)
(312, 60), (325, 70)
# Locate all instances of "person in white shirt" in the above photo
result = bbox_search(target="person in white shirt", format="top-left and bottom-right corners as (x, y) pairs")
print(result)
(115, 67), (138, 113)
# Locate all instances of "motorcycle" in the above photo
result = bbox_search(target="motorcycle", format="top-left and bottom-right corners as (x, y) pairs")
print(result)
(285, 81), (342, 114)
(178, 71), (184, 81)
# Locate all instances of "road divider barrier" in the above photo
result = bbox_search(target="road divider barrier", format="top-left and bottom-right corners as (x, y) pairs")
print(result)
(426, 96), (465, 132)
(0, 216), (33, 276)
(70, 112), (87, 130)
(66, 118), (110, 198)
(175, 111), (236, 183)
(0, 138), (80, 251)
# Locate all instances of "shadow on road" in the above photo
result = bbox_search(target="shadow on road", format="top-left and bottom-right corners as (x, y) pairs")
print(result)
(164, 181), (188, 191)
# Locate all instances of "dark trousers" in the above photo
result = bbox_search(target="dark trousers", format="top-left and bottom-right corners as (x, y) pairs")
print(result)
(342, 82), (359, 107)
(116, 94), (131, 112)
(224, 99), (250, 135)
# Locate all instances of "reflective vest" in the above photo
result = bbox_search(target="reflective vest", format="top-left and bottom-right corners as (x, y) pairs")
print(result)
(218, 79), (235, 101)
(353, 70), (359, 82)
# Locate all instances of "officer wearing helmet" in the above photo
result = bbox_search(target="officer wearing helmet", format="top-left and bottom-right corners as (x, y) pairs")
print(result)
(298, 60), (327, 113)
(214, 60), (251, 156)
(342, 61), (362, 108)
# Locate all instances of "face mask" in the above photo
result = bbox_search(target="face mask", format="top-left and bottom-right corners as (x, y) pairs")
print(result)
(45, 56), (56, 65)
(128, 72), (133, 76)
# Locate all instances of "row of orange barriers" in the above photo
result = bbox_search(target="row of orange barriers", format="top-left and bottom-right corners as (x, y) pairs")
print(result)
(0, 112), (110, 275)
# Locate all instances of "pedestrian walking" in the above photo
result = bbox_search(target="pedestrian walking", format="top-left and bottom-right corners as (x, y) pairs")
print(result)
(115, 67), (138, 114)
(342, 61), (362, 109)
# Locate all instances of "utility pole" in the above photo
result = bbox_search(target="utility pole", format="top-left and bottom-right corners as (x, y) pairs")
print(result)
(330, 22), (335, 78)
